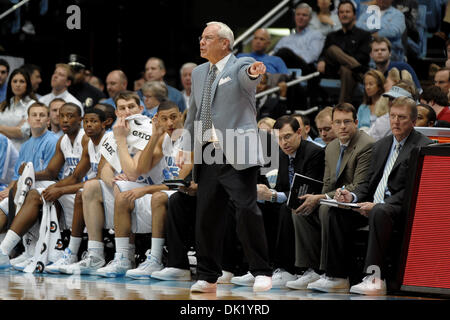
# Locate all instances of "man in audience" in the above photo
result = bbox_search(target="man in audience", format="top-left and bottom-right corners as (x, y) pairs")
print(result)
(0, 59), (10, 103)
(415, 104), (436, 127)
(286, 103), (374, 290)
(357, 0), (406, 62)
(231, 115), (324, 288)
(293, 114), (323, 147)
(419, 85), (450, 123)
(317, 0), (372, 104)
(48, 98), (65, 137)
(179, 62), (197, 109)
(103, 70), (128, 108)
(433, 68), (450, 97)
(139, 57), (186, 112)
(370, 37), (421, 91)
(274, 3), (325, 73)
(313, 97), (432, 295)
(238, 28), (288, 74)
(21, 64), (43, 99)
(67, 54), (106, 108)
(314, 106), (337, 146)
(40, 64), (82, 110)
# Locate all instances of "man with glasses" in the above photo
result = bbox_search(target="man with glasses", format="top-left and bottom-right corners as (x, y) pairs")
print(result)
(314, 97), (432, 295)
(232, 115), (324, 288)
(286, 103), (374, 290)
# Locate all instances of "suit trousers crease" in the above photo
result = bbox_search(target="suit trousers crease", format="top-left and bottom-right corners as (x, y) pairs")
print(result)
(292, 204), (330, 271)
(195, 162), (271, 282)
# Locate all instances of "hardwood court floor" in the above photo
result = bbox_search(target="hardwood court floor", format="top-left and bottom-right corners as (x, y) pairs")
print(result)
(0, 269), (445, 301)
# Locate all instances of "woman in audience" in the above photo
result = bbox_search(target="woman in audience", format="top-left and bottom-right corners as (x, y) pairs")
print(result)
(0, 68), (37, 150)
(309, 0), (341, 37)
(141, 80), (168, 118)
(257, 117), (276, 133)
(357, 69), (385, 131)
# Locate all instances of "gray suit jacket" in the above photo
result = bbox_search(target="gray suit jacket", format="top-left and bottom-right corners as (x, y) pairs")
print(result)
(182, 54), (265, 178)
(322, 130), (375, 198)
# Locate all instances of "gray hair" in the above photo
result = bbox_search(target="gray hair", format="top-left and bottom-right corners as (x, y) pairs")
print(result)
(206, 21), (234, 51)
(179, 62), (197, 75)
(141, 80), (168, 102)
(295, 2), (313, 16)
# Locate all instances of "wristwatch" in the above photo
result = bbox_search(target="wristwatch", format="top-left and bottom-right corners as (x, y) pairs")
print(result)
(270, 189), (277, 203)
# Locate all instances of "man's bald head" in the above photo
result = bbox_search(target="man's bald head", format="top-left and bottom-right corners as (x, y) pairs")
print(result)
(106, 70), (128, 99)
(251, 28), (271, 54)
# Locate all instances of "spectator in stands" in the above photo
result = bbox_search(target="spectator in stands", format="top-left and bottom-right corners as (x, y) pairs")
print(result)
(256, 73), (288, 120)
(134, 72), (145, 92)
(368, 79), (417, 141)
(317, 0), (372, 104)
(325, 97), (432, 295)
(88, 75), (105, 93)
(309, 0), (341, 37)
(415, 103), (436, 127)
(179, 62), (197, 108)
(48, 98), (65, 137)
(384, 67), (414, 92)
(0, 59), (9, 104)
(357, 69), (386, 130)
(419, 85), (450, 123)
(433, 68), (450, 98)
(231, 115), (324, 288)
(357, 0), (406, 62)
(237, 28), (289, 74)
(103, 70), (128, 108)
(370, 37), (421, 91)
(287, 103), (374, 290)
(141, 81), (169, 118)
(139, 57), (186, 112)
(274, 2), (325, 74)
(445, 40), (450, 69)
(258, 117), (276, 132)
(294, 114), (323, 147)
(314, 106), (337, 145)
(392, 0), (420, 61)
(0, 68), (37, 150)
(40, 63), (82, 110)
(21, 64), (42, 99)
(67, 54), (106, 108)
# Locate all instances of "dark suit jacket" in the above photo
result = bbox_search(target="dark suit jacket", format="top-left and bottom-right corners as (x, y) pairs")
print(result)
(354, 129), (432, 207)
(275, 139), (325, 198)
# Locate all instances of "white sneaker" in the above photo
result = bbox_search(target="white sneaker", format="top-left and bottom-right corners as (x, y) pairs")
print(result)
(271, 268), (298, 288)
(307, 275), (350, 293)
(286, 268), (321, 290)
(126, 253), (163, 280)
(0, 251), (10, 270)
(96, 252), (132, 278)
(231, 272), (255, 286)
(10, 251), (32, 266)
(12, 257), (33, 272)
(350, 275), (387, 296)
(190, 280), (217, 293)
(45, 248), (78, 274)
(253, 275), (272, 292)
(59, 251), (105, 275)
(217, 270), (234, 284)
(151, 267), (191, 281)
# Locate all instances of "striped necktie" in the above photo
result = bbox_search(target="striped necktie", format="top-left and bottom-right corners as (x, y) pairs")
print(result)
(288, 157), (295, 186)
(200, 64), (217, 143)
(373, 143), (401, 203)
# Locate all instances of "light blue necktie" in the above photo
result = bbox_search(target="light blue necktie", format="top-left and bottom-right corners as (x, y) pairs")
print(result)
(335, 145), (347, 179)
(373, 144), (401, 203)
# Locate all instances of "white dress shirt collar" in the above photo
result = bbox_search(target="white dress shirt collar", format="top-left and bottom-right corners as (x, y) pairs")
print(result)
(211, 53), (232, 74)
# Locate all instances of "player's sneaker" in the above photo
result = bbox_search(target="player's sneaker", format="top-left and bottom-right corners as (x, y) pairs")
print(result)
(0, 251), (10, 270)
(45, 248), (78, 274)
(59, 251), (105, 275)
(126, 252), (163, 280)
(96, 252), (132, 278)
